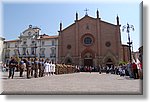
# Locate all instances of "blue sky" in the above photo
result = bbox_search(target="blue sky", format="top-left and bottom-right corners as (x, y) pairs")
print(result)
(2, 0), (141, 51)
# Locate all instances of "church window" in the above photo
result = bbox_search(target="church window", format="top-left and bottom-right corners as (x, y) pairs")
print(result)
(105, 41), (111, 47)
(84, 37), (92, 45)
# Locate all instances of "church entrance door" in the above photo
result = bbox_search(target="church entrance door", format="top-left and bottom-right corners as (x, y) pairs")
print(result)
(106, 58), (114, 68)
(84, 58), (93, 67)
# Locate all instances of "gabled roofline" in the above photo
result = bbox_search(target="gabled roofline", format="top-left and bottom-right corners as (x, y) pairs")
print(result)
(60, 15), (118, 32)
(60, 15), (96, 32)
(101, 20), (117, 26)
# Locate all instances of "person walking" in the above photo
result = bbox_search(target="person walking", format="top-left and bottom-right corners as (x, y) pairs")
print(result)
(8, 57), (18, 79)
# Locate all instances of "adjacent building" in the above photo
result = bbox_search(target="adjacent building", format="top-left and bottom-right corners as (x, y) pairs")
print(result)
(3, 25), (58, 64)
(0, 37), (5, 65)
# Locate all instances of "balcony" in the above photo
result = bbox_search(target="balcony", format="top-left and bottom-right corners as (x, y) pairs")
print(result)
(40, 54), (45, 58)
(50, 54), (56, 58)
(19, 54), (37, 58)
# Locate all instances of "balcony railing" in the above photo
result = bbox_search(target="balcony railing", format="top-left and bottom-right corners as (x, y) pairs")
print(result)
(19, 54), (37, 58)
(50, 54), (56, 58)
(40, 54), (45, 58)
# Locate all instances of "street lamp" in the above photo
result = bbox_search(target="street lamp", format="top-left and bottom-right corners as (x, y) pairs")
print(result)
(122, 23), (134, 63)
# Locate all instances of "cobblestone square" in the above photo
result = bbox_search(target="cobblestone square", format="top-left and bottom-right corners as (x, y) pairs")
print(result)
(1, 72), (142, 95)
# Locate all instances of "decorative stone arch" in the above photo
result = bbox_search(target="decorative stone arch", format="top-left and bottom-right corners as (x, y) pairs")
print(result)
(81, 48), (95, 67)
(81, 48), (95, 58)
(102, 51), (117, 66)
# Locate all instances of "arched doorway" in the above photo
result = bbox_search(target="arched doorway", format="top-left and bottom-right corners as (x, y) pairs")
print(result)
(83, 52), (93, 67)
(106, 58), (114, 68)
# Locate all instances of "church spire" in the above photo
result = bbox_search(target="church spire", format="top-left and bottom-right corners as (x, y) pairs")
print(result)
(76, 12), (78, 21)
(116, 15), (119, 25)
(60, 21), (62, 31)
(96, 9), (99, 19)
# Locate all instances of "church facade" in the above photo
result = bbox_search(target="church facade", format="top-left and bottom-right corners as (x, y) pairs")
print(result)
(58, 10), (130, 67)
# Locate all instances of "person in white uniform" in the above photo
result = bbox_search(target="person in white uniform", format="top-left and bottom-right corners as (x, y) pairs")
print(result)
(48, 61), (52, 76)
(51, 63), (56, 75)
(44, 59), (49, 76)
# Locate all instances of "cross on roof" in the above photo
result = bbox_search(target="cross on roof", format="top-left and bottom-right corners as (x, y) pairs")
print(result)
(84, 8), (89, 16)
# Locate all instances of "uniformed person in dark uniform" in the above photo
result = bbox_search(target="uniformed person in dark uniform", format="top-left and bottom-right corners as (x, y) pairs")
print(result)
(8, 57), (18, 79)
(26, 58), (32, 79)
(38, 59), (42, 77)
(31, 58), (34, 77)
(39, 58), (45, 77)
(34, 58), (39, 78)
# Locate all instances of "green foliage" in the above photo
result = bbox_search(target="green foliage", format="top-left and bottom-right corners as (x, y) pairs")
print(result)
(13, 55), (21, 63)
(118, 60), (127, 65)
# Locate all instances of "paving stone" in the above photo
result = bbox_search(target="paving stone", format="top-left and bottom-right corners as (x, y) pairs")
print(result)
(1, 72), (142, 95)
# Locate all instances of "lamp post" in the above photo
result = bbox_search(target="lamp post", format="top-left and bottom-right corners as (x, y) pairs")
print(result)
(122, 23), (134, 63)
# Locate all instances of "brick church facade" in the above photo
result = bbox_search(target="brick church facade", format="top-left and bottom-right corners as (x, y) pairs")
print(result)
(58, 10), (129, 67)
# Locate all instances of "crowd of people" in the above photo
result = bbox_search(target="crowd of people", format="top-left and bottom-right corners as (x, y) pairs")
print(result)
(74, 61), (143, 80)
(1, 57), (143, 80)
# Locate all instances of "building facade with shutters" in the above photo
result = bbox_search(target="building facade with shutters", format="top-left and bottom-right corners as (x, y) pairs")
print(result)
(0, 37), (5, 65)
(3, 25), (58, 64)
